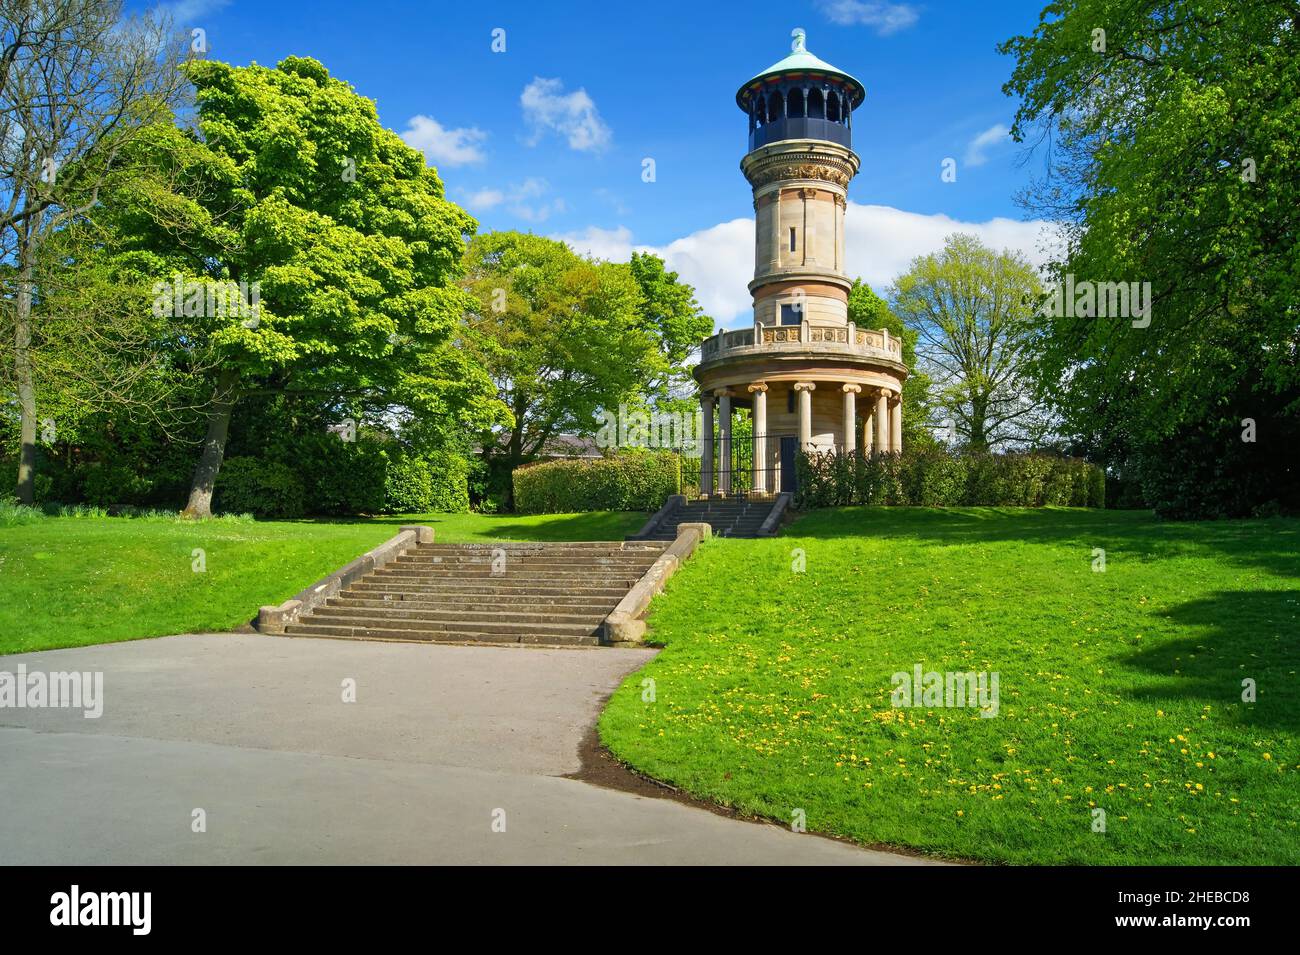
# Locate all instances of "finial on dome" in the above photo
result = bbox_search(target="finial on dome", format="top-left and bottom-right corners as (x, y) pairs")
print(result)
(791, 28), (807, 53)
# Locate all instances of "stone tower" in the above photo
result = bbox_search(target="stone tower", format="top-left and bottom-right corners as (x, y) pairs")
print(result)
(693, 29), (907, 497)
(739, 27), (861, 331)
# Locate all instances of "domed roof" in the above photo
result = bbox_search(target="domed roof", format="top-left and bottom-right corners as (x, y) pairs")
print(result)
(736, 29), (866, 111)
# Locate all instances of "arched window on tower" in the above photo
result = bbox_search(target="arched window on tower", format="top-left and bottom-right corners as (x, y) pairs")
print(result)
(786, 87), (806, 119)
(807, 88), (825, 119)
(766, 90), (783, 124)
(827, 90), (841, 123)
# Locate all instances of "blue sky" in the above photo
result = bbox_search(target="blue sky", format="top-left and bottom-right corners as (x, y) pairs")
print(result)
(155, 0), (1061, 326)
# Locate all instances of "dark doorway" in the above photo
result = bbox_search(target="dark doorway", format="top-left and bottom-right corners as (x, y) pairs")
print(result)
(779, 436), (798, 494)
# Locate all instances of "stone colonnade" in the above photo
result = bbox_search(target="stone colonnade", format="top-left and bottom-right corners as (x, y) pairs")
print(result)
(699, 381), (902, 495)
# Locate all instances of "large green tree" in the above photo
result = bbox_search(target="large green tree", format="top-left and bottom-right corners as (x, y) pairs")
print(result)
(888, 234), (1047, 451)
(109, 56), (498, 517)
(461, 232), (710, 504)
(1002, 0), (1300, 515)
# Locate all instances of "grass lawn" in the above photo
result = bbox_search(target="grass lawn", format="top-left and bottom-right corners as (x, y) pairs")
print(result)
(0, 509), (645, 655)
(599, 507), (1299, 865)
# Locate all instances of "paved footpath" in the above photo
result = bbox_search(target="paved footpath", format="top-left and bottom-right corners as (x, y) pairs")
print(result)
(0, 634), (939, 865)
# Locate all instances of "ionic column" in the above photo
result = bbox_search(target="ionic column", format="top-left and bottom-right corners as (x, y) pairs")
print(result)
(749, 382), (769, 493)
(863, 407), (874, 454)
(794, 382), (816, 450)
(716, 388), (733, 495)
(842, 384), (860, 453)
(700, 393), (715, 496)
(875, 389), (890, 452)
(890, 393), (903, 453)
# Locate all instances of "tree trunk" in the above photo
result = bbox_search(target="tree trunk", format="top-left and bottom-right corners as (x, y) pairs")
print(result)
(14, 244), (37, 506)
(967, 394), (989, 451)
(181, 366), (241, 519)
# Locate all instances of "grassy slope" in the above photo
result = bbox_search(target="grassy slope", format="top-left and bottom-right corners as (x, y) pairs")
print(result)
(599, 507), (1300, 865)
(0, 510), (645, 654)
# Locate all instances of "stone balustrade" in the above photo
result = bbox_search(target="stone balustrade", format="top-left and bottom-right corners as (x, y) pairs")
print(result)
(699, 322), (903, 365)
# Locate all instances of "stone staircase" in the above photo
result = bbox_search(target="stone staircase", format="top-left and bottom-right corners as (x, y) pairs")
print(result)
(631, 497), (777, 541)
(281, 541), (667, 647)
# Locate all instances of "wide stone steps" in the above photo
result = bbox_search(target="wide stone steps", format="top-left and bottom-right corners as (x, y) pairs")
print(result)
(412, 544), (664, 556)
(313, 605), (608, 626)
(390, 559), (659, 573)
(369, 570), (649, 587)
(283, 620), (602, 647)
(282, 540), (668, 647)
(332, 594), (620, 613)
(396, 551), (658, 562)
(348, 581), (631, 599)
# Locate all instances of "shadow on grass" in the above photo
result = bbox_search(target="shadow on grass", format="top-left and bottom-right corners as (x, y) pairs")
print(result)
(469, 513), (646, 541)
(782, 507), (1300, 580)
(1118, 588), (1300, 733)
(286, 510), (647, 542)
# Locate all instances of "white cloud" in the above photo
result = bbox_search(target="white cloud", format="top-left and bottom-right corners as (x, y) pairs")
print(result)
(159, 0), (230, 24)
(557, 205), (1061, 327)
(554, 221), (754, 325)
(468, 177), (566, 223)
(818, 0), (920, 36)
(400, 115), (487, 168)
(554, 225), (637, 261)
(521, 78), (611, 152)
(964, 124), (1011, 168)
(843, 204), (1062, 292)
(465, 188), (505, 210)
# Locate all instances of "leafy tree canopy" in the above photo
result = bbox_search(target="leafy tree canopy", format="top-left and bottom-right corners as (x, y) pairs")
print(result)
(461, 231), (711, 504)
(103, 56), (500, 515)
(1001, 0), (1300, 514)
(887, 234), (1046, 451)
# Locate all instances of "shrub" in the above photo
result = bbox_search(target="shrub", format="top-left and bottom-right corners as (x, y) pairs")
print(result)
(292, 434), (386, 515)
(423, 449), (472, 513)
(81, 463), (156, 508)
(795, 447), (1104, 510)
(1087, 464), (1107, 509)
(384, 454), (434, 513)
(214, 457), (306, 519)
(901, 445), (968, 506)
(513, 452), (680, 514)
(383, 450), (471, 514)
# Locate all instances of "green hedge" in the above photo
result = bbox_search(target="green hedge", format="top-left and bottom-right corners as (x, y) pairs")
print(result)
(796, 447), (1104, 509)
(214, 456), (307, 519)
(383, 449), (470, 514)
(213, 447), (471, 518)
(513, 452), (680, 514)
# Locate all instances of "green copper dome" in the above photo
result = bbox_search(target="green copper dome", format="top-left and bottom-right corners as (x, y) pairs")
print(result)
(736, 28), (866, 111)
